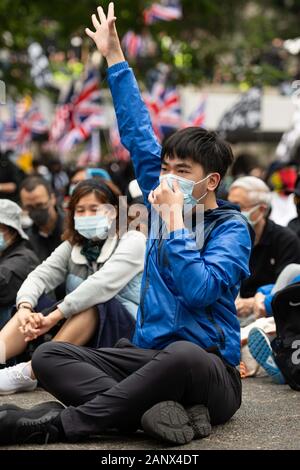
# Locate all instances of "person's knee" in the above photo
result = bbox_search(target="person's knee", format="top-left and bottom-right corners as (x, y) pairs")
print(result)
(32, 342), (65, 378)
(164, 341), (205, 370)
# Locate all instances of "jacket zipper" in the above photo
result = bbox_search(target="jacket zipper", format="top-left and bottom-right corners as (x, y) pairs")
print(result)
(140, 221), (163, 327)
(140, 239), (156, 327)
(205, 307), (226, 349)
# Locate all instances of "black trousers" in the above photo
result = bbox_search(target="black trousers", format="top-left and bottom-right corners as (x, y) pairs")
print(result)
(32, 339), (242, 442)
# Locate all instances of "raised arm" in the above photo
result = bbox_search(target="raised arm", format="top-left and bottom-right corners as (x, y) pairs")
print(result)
(86, 3), (161, 204)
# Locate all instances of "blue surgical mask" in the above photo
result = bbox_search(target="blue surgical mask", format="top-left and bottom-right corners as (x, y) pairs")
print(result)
(74, 215), (111, 240)
(159, 173), (212, 207)
(241, 205), (261, 227)
(0, 232), (8, 252)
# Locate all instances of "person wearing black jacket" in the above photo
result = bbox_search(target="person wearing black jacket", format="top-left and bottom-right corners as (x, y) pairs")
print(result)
(228, 176), (300, 323)
(19, 176), (65, 262)
(288, 175), (300, 238)
(0, 200), (39, 329)
(0, 151), (25, 203)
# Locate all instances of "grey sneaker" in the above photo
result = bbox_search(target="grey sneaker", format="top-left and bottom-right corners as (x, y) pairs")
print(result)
(141, 401), (211, 445)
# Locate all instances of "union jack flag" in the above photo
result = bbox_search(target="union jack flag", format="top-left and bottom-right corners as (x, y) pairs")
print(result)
(185, 97), (207, 128)
(58, 113), (106, 154)
(49, 84), (74, 143)
(50, 69), (106, 154)
(121, 31), (143, 60)
(143, 81), (182, 141)
(109, 116), (130, 162)
(1, 98), (48, 153)
(144, 0), (182, 25)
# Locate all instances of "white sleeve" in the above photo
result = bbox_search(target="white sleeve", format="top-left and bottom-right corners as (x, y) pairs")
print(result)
(58, 231), (146, 318)
(16, 241), (72, 308)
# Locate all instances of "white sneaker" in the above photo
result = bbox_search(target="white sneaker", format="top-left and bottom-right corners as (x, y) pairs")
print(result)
(0, 363), (37, 395)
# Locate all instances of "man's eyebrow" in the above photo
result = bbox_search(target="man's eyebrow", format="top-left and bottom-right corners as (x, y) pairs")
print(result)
(161, 160), (192, 169)
(174, 162), (193, 169)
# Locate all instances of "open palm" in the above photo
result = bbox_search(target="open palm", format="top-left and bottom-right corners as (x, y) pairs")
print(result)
(85, 2), (122, 60)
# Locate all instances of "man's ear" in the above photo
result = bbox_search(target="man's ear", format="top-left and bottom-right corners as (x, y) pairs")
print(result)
(207, 173), (221, 191)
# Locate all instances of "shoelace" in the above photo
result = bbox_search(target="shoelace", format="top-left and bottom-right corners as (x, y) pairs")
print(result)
(20, 416), (55, 445)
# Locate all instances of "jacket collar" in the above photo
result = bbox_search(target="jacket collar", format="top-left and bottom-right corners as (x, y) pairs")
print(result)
(71, 235), (119, 265)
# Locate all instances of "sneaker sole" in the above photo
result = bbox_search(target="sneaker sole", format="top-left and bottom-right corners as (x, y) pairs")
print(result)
(0, 401), (64, 413)
(141, 401), (195, 445)
(186, 404), (211, 438)
(248, 328), (285, 384)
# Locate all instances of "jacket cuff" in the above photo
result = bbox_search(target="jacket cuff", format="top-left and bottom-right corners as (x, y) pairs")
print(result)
(57, 301), (73, 319)
(16, 296), (36, 309)
(107, 61), (129, 76)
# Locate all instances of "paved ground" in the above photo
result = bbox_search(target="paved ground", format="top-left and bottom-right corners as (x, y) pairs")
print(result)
(1, 376), (300, 450)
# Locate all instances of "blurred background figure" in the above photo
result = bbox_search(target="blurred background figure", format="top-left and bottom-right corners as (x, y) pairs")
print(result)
(19, 176), (64, 262)
(228, 176), (300, 326)
(0, 151), (25, 203)
(266, 163), (298, 226)
(0, 199), (39, 330)
(288, 174), (300, 238)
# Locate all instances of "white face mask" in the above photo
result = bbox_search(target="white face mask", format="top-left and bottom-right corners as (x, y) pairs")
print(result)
(74, 215), (112, 240)
(159, 173), (213, 207)
(241, 205), (262, 227)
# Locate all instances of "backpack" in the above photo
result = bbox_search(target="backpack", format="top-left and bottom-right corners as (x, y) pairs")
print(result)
(271, 282), (300, 390)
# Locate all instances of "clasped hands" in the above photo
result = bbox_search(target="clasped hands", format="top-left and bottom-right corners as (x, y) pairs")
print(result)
(16, 307), (63, 342)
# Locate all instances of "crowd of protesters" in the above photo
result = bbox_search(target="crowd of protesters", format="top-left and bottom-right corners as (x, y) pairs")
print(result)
(1, 2), (300, 448)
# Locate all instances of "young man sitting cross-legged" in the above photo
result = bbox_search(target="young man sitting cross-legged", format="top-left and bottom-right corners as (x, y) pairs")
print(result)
(0, 3), (251, 446)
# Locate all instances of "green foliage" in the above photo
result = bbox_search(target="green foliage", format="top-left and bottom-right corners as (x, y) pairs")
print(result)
(1, 0), (300, 95)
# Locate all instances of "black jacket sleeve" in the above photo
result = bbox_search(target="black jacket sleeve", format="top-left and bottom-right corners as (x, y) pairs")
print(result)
(273, 227), (300, 278)
(0, 247), (39, 306)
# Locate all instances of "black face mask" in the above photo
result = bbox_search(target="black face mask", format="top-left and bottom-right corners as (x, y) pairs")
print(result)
(29, 207), (50, 227)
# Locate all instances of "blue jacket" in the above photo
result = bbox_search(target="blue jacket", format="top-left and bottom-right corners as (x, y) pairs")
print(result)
(108, 61), (252, 366)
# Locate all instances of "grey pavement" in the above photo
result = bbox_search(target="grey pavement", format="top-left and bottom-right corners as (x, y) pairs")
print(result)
(1, 376), (300, 450)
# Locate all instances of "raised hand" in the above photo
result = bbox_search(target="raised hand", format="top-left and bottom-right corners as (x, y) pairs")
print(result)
(85, 2), (125, 66)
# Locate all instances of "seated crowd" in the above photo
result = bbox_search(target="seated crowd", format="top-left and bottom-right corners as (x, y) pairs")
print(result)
(1, 2), (300, 447)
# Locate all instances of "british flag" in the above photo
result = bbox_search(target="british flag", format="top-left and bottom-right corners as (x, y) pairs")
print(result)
(143, 81), (182, 141)
(50, 69), (105, 154)
(49, 83), (74, 143)
(122, 31), (143, 60)
(58, 113), (106, 154)
(109, 116), (130, 162)
(1, 98), (48, 153)
(144, 0), (182, 25)
(185, 97), (207, 128)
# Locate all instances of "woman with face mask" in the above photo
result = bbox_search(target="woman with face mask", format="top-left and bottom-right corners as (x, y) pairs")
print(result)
(0, 200), (39, 330)
(0, 179), (146, 395)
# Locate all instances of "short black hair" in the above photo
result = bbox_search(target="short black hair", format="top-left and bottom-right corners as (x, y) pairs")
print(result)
(161, 127), (234, 179)
(231, 153), (260, 178)
(19, 176), (54, 197)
